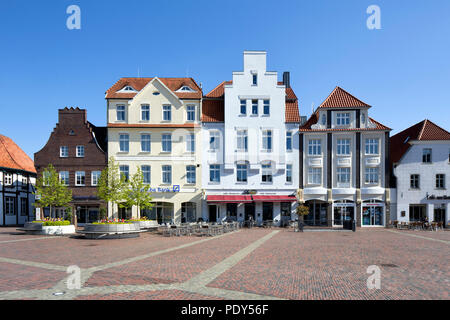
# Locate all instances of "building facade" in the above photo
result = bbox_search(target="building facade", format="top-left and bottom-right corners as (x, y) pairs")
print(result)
(201, 51), (300, 226)
(106, 77), (203, 223)
(299, 87), (391, 227)
(34, 108), (107, 224)
(0, 135), (37, 226)
(391, 120), (450, 226)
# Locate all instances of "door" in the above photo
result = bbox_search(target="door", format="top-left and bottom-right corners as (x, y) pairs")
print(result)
(363, 206), (383, 226)
(262, 203), (273, 220)
(88, 208), (99, 223)
(245, 203), (255, 220)
(334, 205), (354, 226)
(209, 205), (217, 222)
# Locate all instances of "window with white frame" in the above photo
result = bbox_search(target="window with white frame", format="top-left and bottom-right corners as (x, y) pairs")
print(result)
(119, 165), (129, 182)
(209, 165), (220, 183)
(75, 171), (85, 186)
(286, 164), (293, 183)
(60, 146), (68, 158)
(252, 100), (258, 115)
(436, 174), (445, 189)
(116, 105), (125, 121)
(162, 134), (172, 152)
(262, 130), (273, 152)
(186, 105), (196, 121)
(76, 145), (85, 157)
(237, 130), (248, 152)
(286, 132), (293, 151)
(263, 100), (270, 115)
(423, 148), (432, 163)
(141, 134), (151, 152)
(365, 139), (379, 155)
(91, 171), (101, 186)
(141, 105), (150, 121)
(59, 171), (69, 186)
(186, 134), (195, 152)
(236, 163), (248, 182)
(410, 174), (420, 189)
(240, 99), (247, 115)
(4, 173), (13, 185)
(336, 113), (350, 126)
(337, 139), (350, 155)
(308, 139), (322, 155)
(119, 134), (129, 152)
(365, 167), (379, 184)
(337, 167), (351, 184)
(262, 163), (273, 183)
(162, 165), (172, 184)
(163, 105), (171, 121)
(5, 197), (14, 215)
(186, 165), (196, 184)
(141, 166), (151, 184)
(308, 167), (322, 185)
(209, 131), (220, 151)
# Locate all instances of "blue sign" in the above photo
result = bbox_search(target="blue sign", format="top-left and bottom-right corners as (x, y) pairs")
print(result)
(148, 185), (181, 193)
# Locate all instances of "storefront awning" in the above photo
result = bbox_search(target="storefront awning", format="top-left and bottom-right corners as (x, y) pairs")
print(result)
(207, 195), (253, 203)
(252, 195), (297, 202)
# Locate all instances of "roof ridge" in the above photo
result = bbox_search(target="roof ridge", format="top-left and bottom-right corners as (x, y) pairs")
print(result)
(206, 81), (229, 97)
(418, 119), (428, 140)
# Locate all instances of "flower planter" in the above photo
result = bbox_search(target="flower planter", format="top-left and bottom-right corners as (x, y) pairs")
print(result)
(20, 222), (75, 235)
(78, 222), (141, 239)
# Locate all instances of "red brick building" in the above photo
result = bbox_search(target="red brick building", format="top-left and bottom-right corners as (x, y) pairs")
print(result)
(34, 108), (107, 223)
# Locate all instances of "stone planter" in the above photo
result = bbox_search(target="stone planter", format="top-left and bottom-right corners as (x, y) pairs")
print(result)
(20, 222), (76, 235)
(78, 222), (141, 239)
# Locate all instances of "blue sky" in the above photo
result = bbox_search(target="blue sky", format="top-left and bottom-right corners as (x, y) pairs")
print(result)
(1, 0), (449, 157)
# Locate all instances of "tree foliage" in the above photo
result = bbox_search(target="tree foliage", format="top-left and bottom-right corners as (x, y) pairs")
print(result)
(97, 157), (126, 214)
(120, 167), (153, 218)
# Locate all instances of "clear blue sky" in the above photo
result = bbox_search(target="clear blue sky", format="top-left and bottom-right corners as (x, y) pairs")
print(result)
(1, 0), (449, 158)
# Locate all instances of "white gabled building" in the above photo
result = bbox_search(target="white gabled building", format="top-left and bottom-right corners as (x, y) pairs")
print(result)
(299, 87), (391, 227)
(391, 120), (450, 226)
(201, 51), (300, 226)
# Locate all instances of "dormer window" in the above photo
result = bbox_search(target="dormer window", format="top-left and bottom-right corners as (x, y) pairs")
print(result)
(321, 114), (326, 125)
(176, 86), (196, 93)
(336, 113), (350, 126)
(117, 86), (138, 93)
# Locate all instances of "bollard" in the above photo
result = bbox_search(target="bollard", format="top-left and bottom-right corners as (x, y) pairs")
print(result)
(352, 219), (356, 232)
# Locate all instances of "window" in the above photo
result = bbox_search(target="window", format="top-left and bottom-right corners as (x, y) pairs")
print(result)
(262, 130), (273, 152)
(186, 134), (195, 152)
(4, 173), (13, 186)
(409, 205), (426, 222)
(240, 100), (247, 115)
(119, 134), (129, 152)
(252, 74), (257, 85)
(60, 146), (68, 158)
(141, 134), (151, 152)
(116, 105), (125, 121)
(75, 171), (85, 186)
(436, 174), (445, 189)
(20, 198), (27, 216)
(76, 145), (85, 158)
(142, 166), (151, 184)
(237, 130), (248, 152)
(410, 174), (420, 189)
(236, 163), (248, 183)
(321, 114), (327, 125)
(119, 165), (129, 182)
(141, 105), (150, 121)
(262, 163), (273, 183)
(162, 165), (172, 184)
(337, 167), (350, 184)
(252, 100), (258, 115)
(22, 177), (28, 188)
(365, 139), (379, 155)
(286, 164), (293, 183)
(5, 197), (14, 216)
(162, 134), (172, 152)
(286, 132), (293, 151)
(308, 167), (322, 185)
(209, 165), (220, 183)
(163, 105), (171, 121)
(423, 148), (432, 163)
(43, 172), (50, 186)
(59, 171), (69, 186)
(365, 167), (379, 184)
(187, 105), (196, 121)
(263, 100), (270, 115)
(308, 139), (322, 155)
(209, 131), (220, 151)
(186, 165), (196, 184)
(91, 171), (101, 186)
(336, 113), (350, 126)
(337, 139), (351, 155)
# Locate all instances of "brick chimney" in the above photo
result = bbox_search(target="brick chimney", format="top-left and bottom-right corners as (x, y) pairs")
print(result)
(283, 72), (290, 88)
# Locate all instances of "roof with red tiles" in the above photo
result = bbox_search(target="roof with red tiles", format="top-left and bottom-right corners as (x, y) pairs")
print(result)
(203, 81), (300, 123)
(318, 87), (371, 109)
(0, 135), (36, 174)
(105, 77), (203, 99)
(390, 119), (450, 164)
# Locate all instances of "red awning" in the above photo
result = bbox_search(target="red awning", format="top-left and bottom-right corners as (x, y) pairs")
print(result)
(252, 195), (297, 202)
(207, 195), (253, 203)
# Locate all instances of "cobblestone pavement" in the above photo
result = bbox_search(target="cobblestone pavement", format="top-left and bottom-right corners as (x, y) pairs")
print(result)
(0, 227), (448, 300)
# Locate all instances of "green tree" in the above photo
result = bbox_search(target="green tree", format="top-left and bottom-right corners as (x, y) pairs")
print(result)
(34, 164), (72, 219)
(97, 157), (126, 218)
(120, 166), (153, 219)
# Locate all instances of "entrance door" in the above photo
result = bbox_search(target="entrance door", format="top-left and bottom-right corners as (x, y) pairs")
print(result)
(245, 203), (255, 220)
(262, 203), (273, 220)
(88, 208), (99, 223)
(434, 207), (446, 223)
(209, 205), (217, 222)
(333, 203), (354, 226)
(362, 206), (384, 226)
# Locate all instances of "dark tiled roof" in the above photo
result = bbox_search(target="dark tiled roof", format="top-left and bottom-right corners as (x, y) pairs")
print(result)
(0, 135), (36, 174)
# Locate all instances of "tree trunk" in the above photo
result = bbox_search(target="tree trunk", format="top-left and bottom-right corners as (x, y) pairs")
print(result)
(137, 205), (140, 220)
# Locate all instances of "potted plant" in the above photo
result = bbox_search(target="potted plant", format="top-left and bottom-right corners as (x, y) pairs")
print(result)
(296, 204), (309, 232)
